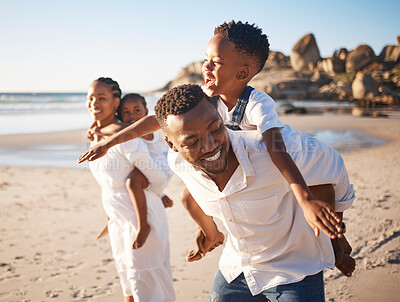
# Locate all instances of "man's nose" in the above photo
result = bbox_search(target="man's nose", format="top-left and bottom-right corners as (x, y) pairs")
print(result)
(202, 131), (218, 153)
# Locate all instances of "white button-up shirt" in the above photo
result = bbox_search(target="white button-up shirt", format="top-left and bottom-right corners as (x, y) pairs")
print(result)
(168, 126), (355, 295)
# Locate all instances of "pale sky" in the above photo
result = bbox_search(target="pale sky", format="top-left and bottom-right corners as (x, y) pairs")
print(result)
(0, 0), (399, 93)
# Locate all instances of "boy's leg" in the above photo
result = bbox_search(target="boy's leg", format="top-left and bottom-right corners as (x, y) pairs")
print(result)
(262, 271), (324, 302)
(180, 187), (224, 261)
(209, 269), (266, 302)
(126, 168), (150, 249)
(309, 184), (355, 277)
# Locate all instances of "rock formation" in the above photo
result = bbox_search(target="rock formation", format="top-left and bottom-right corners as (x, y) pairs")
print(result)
(352, 71), (377, 99)
(290, 34), (321, 72)
(157, 34), (399, 108)
(345, 45), (376, 73)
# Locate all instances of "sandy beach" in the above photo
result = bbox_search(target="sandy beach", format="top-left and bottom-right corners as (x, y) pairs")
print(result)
(0, 114), (399, 301)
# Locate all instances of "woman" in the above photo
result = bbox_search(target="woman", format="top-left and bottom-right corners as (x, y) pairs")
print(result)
(86, 77), (175, 302)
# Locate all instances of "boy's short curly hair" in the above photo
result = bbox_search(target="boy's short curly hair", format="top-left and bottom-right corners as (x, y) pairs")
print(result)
(155, 84), (209, 128)
(214, 20), (270, 73)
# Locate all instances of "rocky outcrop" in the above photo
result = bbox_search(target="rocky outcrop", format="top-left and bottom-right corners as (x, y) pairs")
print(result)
(318, 57), (345, 75)
(160, 61), (203, 91)
(345, 45), (376, 73)
(352, 71), (377, 99)
(290, 34), (320, 72)
(158, 35), (399, 107)
(312, 81), (353, 101)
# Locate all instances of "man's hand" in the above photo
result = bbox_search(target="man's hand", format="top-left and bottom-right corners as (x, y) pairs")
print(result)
(301, 199), (342, 239)
(132, 224), (151, 249)
(77, 140), (110, 163)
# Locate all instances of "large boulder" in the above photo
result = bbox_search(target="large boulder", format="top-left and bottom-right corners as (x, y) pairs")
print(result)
(334, 48), (349, 61)
(352, 71), (377, 99)
(164, 61), (203, 90)
(379, 45), (400, 64)
(264, 51), (291, 69)
(319, 57), (345, 75)
(345, 45), (376, 73)
(290, 33), (321, 72)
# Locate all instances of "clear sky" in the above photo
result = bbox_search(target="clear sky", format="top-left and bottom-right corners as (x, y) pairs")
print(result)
(0, 0), (399, 93)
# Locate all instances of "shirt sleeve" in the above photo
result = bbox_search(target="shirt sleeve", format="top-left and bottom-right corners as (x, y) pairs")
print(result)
(120, 138), (167, 196)
(285, 131), (355, 212)
(246, 89), (284, 134)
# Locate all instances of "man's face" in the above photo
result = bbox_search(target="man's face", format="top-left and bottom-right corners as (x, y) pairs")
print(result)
(164, 98), (231, 177)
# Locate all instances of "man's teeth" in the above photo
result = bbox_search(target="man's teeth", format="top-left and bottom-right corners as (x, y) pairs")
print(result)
(204, 150), (221, 161)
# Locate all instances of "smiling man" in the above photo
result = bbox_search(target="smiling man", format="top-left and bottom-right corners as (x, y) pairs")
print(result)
(155, 84), (355, 302)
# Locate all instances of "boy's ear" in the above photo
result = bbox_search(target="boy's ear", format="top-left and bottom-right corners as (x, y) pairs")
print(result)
(237, 65), (251, 81)
(164, 136), (178, 152)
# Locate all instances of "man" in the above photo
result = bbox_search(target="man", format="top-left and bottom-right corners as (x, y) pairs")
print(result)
(154, 84), (355, 302)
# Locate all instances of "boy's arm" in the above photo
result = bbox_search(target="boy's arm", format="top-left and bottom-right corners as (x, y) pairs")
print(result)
(262, 128), (342, 239)
(78, 115), (160, 163)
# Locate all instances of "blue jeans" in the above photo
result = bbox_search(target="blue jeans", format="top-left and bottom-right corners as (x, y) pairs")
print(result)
(209, 270), (325, 302)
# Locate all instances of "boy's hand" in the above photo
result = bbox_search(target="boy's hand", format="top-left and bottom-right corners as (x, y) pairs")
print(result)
(132, 224), (151, 249)
(161, 195), (174, 208)
(301, 199), (342, 239)
(77, 140), (110, 163)
(186, 229), (224, 262)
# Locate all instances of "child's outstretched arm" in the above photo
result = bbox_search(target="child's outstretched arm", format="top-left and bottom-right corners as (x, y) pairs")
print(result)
(78, 115), (160, 163)
(263, 128), (342, 239)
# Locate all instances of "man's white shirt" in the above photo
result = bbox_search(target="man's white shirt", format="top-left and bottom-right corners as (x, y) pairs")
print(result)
(168, 126), (355, 295)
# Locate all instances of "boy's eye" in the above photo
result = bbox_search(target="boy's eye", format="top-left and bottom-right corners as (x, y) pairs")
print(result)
(211, 125), (222, 134)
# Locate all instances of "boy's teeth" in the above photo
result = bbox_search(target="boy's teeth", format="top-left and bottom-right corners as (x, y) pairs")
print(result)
(204, 150), (221, 161)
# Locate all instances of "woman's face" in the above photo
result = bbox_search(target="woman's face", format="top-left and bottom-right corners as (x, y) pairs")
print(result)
(87, 82), (120, 124)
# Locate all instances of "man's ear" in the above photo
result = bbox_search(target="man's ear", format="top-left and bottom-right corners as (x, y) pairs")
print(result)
(237, 65), (250, 81)
(164, 136), (178, 152)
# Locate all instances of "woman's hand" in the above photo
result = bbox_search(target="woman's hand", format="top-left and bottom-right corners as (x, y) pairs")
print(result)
(77, 140), (110, 163)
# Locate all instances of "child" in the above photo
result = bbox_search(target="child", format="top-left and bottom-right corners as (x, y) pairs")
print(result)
(78, 22), (355, 276)
(94, 93), (174, 248)
(86, 77), (175, 301)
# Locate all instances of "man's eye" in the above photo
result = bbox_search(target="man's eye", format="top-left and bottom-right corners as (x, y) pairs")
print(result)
(185, 140), (198, 148)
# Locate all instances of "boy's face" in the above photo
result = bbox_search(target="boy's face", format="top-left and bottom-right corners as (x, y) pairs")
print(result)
(202, 34), (248, 98)
(119, 99), (148, 123)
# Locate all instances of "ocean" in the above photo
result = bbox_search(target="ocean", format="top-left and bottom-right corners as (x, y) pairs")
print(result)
(0, 93), (386, 168)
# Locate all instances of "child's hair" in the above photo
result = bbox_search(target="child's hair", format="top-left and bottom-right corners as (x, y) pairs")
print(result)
(94, 77), (122, 99)
(117, 93), (147, 121)
(155, 84), (208, 128)
(214, 20), (270, 73)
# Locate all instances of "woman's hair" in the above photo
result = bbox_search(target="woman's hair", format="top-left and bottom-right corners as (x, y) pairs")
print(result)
(94, 77), (122, 99)
(117, 93), (147, 121)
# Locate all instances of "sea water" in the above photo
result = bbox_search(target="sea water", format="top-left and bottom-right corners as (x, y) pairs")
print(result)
(0, 93), (386, 168)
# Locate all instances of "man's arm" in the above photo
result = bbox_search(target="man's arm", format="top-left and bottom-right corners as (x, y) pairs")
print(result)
(78, 115), (160, 163)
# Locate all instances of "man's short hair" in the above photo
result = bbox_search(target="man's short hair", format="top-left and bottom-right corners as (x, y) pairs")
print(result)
(214, 20), (270, 73)
(155, 84), (209, 128)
